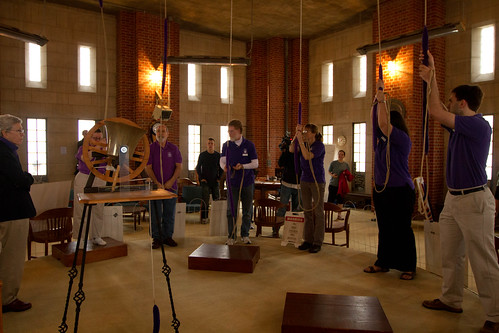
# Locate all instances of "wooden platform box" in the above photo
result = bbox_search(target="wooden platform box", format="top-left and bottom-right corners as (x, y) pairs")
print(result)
(188, 243), (260, 273)
(282, 293), (393, 333)
(52, 237), (127, 267)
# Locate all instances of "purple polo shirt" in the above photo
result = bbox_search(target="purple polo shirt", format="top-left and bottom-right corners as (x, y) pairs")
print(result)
(148, 140), (182, 190)
(299, 140), (326, 184)
(446, 114), (490, 189)
(75, 146), (105, 175)
(221, 137), (257, 187)
(374, 126), (414, 189)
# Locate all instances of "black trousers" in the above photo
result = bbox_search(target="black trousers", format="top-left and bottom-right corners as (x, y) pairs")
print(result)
(373, 185), (416, 272)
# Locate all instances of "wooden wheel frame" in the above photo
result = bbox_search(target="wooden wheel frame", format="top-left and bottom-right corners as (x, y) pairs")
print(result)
(82, 117), (150, 183)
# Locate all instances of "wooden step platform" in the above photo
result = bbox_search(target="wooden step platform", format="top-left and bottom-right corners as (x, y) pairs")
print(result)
(52, 237), (127, 267)
(188, 243), (260, 273)
(282, 293), (393, 333)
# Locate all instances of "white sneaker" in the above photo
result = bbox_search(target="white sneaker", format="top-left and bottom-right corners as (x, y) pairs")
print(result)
(225, 238), (235, 245)
(242, 236), (251, 244)
(92, 237), (107, 246)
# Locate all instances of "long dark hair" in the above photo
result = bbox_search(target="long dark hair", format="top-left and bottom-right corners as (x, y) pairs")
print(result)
(390, 111), (409, 135)
(305, 123), (323, 142)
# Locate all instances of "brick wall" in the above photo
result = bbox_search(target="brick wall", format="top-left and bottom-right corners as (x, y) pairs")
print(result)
(246, 38), (309, 177)
(373, 0), (446, 216)
(117, 12), (180, 146)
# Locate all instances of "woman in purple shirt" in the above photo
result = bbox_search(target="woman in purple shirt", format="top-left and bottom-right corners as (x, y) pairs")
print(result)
(364, 79), (416, 280)
(290, 123), (326, 254)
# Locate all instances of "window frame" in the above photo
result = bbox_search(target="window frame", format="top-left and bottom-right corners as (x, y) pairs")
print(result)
(188, 124), (201, 171)
(78, 44), (97, 92)
(26, 118), (48, 177)
(321, 62), (333, 102)
(471, 24), (495, 83)
(25, 42), (47, 88)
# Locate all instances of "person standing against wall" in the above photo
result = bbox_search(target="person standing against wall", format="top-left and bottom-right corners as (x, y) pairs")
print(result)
(196, 137), (223, 224)
(0, 114), (35, 313)
(327, 150), (350, 220)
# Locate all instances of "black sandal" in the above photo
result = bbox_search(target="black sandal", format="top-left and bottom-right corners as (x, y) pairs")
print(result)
(400, 272), (416, 280)
(363, 265), (389, 273)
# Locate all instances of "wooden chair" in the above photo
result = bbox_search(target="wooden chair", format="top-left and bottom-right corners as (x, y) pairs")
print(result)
(177, 177), (196, 202)
(182, 185), (205, 223)
(324, 202), (350, 247)
(253, 198), (286, 237)
(27, 207), (73, 259)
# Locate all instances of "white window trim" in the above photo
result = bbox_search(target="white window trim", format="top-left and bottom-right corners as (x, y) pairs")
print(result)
(353, 122), (366, 173)
(353, 55), (367, 98)
(25, 42), (47, 89)
(188, 125), (201, 171)
(78, 44), (97, 92)
(188, 64), (202, 101)
(321, 62), (333, 102)
(27, 118), (47, 176)
(221, 66), (234, 104)
(471, 24), (495, 83)
(322, 125), (334, 145)
(220, 125), (229, 151)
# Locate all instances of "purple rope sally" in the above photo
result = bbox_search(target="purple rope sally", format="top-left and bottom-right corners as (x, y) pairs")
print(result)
(225, 141), (237, 230)
(99, 0), (103, 8)
(161, 19), (168, 96)
(293, 102), (302, 175)
(372, 64), (383, 150)
(422, 26), (429, 154)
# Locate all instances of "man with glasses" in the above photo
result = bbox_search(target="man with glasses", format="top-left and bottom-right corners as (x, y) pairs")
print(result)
(0, 114), (35, 313)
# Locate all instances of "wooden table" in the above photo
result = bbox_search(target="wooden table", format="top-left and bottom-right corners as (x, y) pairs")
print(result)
(254, 180), (281, 200)
(59, 189), (176, 333)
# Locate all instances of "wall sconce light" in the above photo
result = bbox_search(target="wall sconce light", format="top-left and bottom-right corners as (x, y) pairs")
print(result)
(387, 61), (399, 74)
(150, 70), (163, 86)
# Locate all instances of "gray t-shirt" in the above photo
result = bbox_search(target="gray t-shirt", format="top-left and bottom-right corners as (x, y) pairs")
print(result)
(328, 160), (350, 186)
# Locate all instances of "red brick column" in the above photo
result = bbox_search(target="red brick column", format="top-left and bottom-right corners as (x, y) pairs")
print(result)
(246, 38), (309, 177)
(117, 12), (179, 146)
(373, 0), (446, 217)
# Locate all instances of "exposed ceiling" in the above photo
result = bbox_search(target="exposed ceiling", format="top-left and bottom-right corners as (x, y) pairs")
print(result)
(48, 0), (378, 41)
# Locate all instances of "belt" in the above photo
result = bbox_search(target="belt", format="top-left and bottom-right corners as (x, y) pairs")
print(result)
(449, 186), (485, 196)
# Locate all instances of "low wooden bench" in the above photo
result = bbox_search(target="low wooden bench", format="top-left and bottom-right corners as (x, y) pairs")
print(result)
(282, 293), (393, 333)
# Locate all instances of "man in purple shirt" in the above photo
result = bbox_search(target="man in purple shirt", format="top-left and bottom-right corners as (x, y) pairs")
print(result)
(146, 124), (182, 249)
(220, 119), (258, 245)
(420, 51), (499, 333)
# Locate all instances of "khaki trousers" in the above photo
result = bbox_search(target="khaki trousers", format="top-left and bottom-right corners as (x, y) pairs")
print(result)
(0, 218), (29, 305)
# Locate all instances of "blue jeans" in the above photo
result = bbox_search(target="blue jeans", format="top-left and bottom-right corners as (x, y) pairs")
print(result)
(226, 183), (254, 239)
(201, 182), (220, 219)
(277, 184), (300, 217)
(150, 195), (177, 241)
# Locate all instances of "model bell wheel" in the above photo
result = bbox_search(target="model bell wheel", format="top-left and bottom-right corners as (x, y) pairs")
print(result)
(81, 117), (150, 183)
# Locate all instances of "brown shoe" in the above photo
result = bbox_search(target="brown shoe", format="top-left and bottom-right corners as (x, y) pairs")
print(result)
(422, 299), (463, 313)
(480, 321), (499, 333)
(2, 299), (32, 313)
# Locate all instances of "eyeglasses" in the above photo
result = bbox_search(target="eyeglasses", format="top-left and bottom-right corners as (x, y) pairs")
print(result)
(302, 130), (308, 134)
(92, 137), (102, 141)
(9, 129), (24, 134)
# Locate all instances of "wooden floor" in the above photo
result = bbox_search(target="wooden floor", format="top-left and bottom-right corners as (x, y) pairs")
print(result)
(10, 210), (490, 333)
